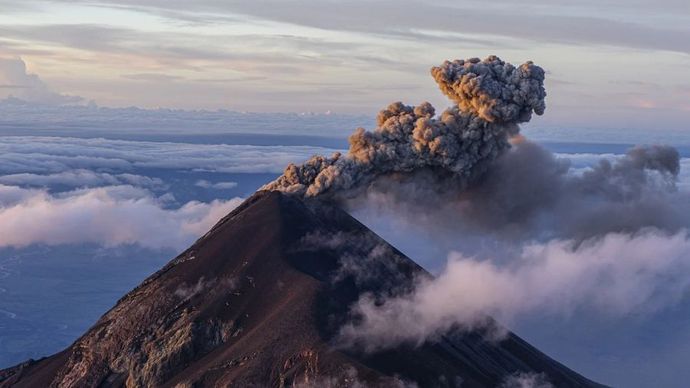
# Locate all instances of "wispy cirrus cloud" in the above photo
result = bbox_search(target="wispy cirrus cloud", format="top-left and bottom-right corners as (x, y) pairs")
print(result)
(12, 1), (687, 54)
(2, 0), (688, 122)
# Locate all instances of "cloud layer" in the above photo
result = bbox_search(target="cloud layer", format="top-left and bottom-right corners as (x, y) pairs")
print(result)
(0, 184), (242, 249)
(2, 0), (689, 128)
(0, 136), (341, 175)
(341, 229), (690, 349)
(0, 134), (344, 250)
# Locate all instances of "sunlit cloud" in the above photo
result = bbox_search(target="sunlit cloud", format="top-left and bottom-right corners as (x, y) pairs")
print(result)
(0, 57), (82, 104)
(0, 184), (242, 249)
(0, 0), (687, 125)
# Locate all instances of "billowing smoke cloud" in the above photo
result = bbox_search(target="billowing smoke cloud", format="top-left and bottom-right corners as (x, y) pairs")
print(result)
(263, 56), (546, 197)
(338, 139), (690, 349)
(261, 55), (690, 354)
(360, 140), (683, 242)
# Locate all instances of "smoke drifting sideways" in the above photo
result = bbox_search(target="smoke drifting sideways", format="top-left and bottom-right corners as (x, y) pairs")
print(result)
(262, 55), (546, 198)
(266, 55), (690, 352)
(359, 139), (684, 244)
(338, 139), (688, 350)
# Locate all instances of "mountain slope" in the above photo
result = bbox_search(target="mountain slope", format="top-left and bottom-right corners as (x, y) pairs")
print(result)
(0, 191), (603, 387)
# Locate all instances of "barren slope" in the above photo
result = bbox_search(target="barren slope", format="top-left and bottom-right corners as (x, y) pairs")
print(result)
(0, 191), (603, 387)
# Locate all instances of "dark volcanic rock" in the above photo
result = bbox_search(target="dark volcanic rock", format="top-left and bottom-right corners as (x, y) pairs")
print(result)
(0, 191), (604, 387)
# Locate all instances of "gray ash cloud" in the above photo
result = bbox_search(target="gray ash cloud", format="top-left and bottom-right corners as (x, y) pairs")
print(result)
(262, 55), (546, 198)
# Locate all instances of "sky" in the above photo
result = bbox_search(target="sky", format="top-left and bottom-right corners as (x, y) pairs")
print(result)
(0, 0), (689, 131)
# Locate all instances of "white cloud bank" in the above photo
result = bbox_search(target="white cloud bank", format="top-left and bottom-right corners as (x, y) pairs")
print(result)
(341, 229), (690, 350)
(0, 184), (242, 250)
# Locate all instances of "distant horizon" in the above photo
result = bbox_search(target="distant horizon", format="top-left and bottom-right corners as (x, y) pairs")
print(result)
(2, 95), (690, 148)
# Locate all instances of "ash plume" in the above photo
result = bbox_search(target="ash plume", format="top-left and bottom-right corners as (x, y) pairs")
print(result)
(264, 54), (689, 354)
(337, 140), (689, 349)
(262, 55), (546, 198)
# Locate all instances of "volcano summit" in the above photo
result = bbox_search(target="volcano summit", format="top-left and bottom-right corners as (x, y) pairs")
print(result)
(1, 191), (602, 387)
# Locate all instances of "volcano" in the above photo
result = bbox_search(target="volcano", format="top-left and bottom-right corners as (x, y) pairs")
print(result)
(0, 191), (603, 387)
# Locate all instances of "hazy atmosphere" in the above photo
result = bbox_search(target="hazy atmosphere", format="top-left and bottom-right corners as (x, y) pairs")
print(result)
(1, 1), (690, 388)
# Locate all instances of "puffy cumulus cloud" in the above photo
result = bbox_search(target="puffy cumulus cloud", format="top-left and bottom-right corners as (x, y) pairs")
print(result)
(430, 57), (546, 123)
(0, 184), (242, 250)
(0, 136), (341, 175)
(263, 56), (546, 197)
(0, 57), (82, 105)
(340, 229), (690, 350)
(0, 184), (44, 207)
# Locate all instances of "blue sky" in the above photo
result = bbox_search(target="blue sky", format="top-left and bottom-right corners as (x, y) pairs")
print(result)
(1, 0), (689, 131)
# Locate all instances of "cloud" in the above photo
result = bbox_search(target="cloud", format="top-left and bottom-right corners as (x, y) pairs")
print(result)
(0, 184), (43, 207)
(0, 101), (369, 136)
(53, 0), (689, 55)
(194, 180), (238, 189)
(0, 136), (342, 175)
(252, 52), (690, 358)
(264, 56), (547, 197)
(340, 229), (690, 350)
(0, 184), (242, 249)
(0, 57), (82, 105)
(300, 73), (690, 352)
(500, 372), (553, 388)
(2, 0), (689, 121)
(0, 170), (165, 189)
(0, 24), (243, 63)
(350, 141), (688, 247)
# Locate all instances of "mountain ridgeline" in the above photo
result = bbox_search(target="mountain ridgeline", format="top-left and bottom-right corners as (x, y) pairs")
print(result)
(0, 191), (603, 387)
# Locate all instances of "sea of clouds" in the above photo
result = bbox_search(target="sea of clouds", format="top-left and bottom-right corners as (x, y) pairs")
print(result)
(1, 108), (690, 387)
